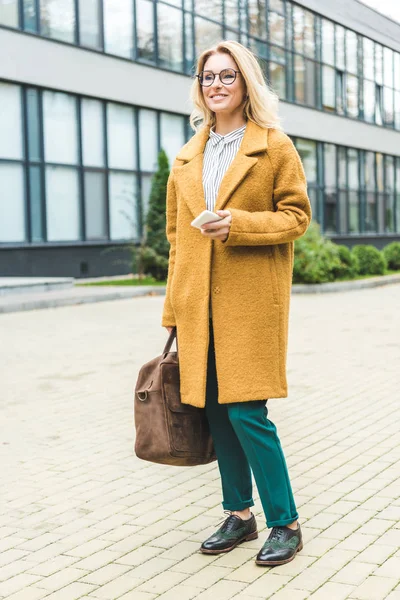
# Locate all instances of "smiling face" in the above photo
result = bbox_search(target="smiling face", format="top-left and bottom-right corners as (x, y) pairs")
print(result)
(201, 52), (247, 118)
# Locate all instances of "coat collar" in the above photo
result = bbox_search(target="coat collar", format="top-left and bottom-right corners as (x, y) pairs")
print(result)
(174, 120), (268, 218)
(176, 119), (269, 162)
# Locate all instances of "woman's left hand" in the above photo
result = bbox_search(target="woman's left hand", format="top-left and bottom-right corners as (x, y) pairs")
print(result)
(200, 210), (232, 242)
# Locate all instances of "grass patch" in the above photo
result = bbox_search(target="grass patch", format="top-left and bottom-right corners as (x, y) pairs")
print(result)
(77, 277), (166, 287)
(77, 270), (399, 287)
(334, 269), (399, 282)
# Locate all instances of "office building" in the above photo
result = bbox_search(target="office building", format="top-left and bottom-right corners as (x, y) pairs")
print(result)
(1, 0), (399, 276)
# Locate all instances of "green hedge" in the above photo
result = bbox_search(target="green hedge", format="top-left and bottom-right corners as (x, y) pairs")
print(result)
(383, 242), (400, 270)
(293, 223), (399, 284)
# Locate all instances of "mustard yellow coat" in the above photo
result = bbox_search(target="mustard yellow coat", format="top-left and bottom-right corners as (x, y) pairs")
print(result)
(161, 119), (312, 408)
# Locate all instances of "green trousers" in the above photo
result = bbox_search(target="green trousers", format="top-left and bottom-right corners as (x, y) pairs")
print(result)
(205, 319), (299, 528)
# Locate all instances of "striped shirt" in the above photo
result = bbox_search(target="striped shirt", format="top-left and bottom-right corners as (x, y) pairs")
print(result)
(203, 124), (247, 211)
(203, 124), (246, 319)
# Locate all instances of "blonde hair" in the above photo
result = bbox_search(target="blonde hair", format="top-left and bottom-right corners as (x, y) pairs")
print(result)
(189, 40), (282, 132)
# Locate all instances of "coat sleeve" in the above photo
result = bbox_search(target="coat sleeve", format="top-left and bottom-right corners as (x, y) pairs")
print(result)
(161, 164), (178, 327)
(222, 132), (312, 246)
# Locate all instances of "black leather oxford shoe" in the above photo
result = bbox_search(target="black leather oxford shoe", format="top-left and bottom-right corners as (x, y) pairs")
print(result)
(200, 511), (258, 554)
(256, 522), (303, 566)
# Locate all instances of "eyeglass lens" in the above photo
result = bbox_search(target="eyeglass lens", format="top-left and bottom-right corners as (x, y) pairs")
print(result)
(199, 69), (236, 86)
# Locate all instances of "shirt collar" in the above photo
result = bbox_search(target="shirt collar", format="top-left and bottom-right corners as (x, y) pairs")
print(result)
(209, 124), (247, 147)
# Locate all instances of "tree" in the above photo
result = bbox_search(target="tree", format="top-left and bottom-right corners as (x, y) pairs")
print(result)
(135, 149), (170, 281)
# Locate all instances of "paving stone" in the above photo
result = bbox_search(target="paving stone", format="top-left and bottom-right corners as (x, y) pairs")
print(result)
(1, 286), (400, 600)
(349, 575), (398, 599)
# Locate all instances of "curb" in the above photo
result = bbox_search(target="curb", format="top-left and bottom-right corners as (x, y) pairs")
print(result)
(0, 275), (399, 314)
(291, 273), (400, 293)
(0, 286), (165, 314)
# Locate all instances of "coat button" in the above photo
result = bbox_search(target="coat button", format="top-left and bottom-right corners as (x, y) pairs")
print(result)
(213, 286), (220, 294)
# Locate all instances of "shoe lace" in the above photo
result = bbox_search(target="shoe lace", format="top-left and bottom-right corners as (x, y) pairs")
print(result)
(268, 526), (285, 542)
(216, 510), (243, 533)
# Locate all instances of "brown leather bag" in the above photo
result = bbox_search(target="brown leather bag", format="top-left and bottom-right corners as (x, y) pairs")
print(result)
(134, 327), (217, 466)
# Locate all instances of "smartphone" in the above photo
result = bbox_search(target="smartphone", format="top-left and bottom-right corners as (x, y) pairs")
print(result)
(191, 209), (223, 230)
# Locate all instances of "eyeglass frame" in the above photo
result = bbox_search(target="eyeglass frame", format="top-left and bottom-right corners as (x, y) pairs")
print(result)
(196, 68), (242, 87)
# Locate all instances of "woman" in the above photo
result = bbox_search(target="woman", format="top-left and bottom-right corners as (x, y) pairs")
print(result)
(162, 40), (312, 566)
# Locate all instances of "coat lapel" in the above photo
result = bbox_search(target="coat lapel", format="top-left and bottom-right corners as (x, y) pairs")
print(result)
(173, 120), (269, 219)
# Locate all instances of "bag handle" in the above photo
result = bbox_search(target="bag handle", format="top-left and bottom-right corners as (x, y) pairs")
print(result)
(163, 326), (178, 356)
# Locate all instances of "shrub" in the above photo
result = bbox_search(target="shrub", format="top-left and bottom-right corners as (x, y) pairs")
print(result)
(293, 222), (342, 284)
(332, 245), (359, 279)
(382, 242), (400, 270)
(351, 244), (387, 275)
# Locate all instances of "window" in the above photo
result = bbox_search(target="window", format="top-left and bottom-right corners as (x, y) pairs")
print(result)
(81, 99), (105, 167)
(348, 149), (359, 189)
(321, 20), (334, 66)
(396, 158), (400, 232)
(160, 113), (185, 167)
(363, 38), (374, 81)
(322, 66), (335, 112)
(336, 71), (345, 115)
(45, 166), (80, 241)
(224, 0), (238, 29)
(0, 83), (23, 160)
(194, 0), (222, 21)
(395, 91), (400, 130)
(296, 139), (317, 183)
(78, 0), (102, 49)
(375, 85), (383, 126)
(158, 4), (183, 71)
(139, 109), (158, 172)
(249, 0), (266, 39)
(293, 6), (305, 55)
(346, 31), (358, 75)
(107, 103), (136, 170)
(335, 25), (345, 71)
(28, 166), (44, 242)
(43, 91), (78, 165)
(324, 144), (337, 234)
(0, 164), (25, 242)
(348, 148), (359, 233)
(383, 87), (394, 127)
(137, 0), (155, 62)
(195, 18), (222, 58)
(84, 172), (108, 239)
(294, 56), (305, 104)
(375, 44), (383, 85)
(364, 151), (376, 232)
(269, 11), (284, 47)
(26, 89), (41, 162)
(104, 0), (133, 58)
(109, 172), (138, 239)
(23, 0), (37, 31)
(269, 61), (286, 99)
(346, 75), (358, 118)
(40, 0), (76, 42)
(0, 0), (18, 27)
(395, 53), (400, 91)
(184, 12), (194, 74)
(363, 80), (375, 123)
(303, 10), (315, 58)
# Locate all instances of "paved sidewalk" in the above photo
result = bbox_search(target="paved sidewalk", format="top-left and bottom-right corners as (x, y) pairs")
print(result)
(1, 285), (400, 600)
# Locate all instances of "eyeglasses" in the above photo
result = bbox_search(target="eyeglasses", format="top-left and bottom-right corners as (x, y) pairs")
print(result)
(196, 68), (241, 87)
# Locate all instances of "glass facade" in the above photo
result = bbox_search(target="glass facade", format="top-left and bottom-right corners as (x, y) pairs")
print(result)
(0, 81), (187, 244)
(1, 79), (400, 245)
(292, 137), (400, 236)
(2, 0), (400, 130)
